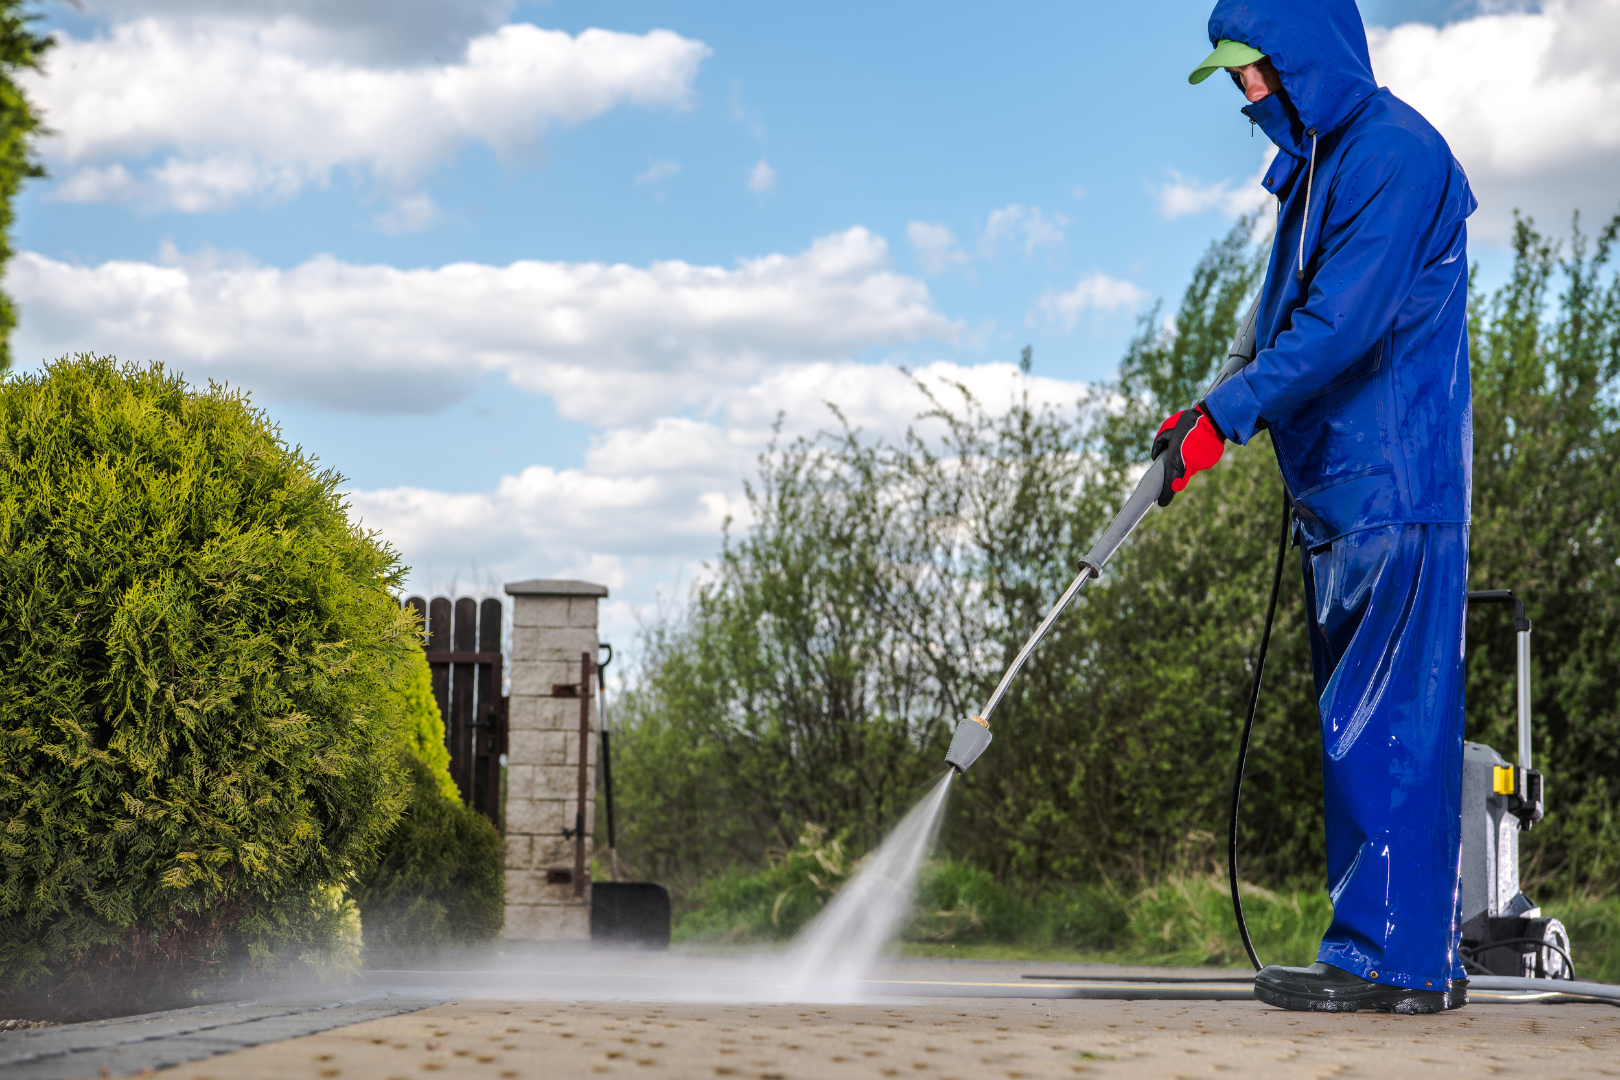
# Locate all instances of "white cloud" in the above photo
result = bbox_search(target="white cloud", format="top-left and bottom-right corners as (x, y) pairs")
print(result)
(635, 159), (681, 186)
(50, 163), (141, 203)
(26, 18), (712, 212)
(1154, 151), (1277, 220)
(1369, 0), (1620, 237)
(906, 221), (970, 275)
(372, 193), (441, 235)
(980, 204), (1070, 259)
(748, 158), (777, 192)
(347, 359), (1087, 601)
(88, 1), (518, 64)
(7, 228), (958, 423)
(1038, 272), (1150, 332)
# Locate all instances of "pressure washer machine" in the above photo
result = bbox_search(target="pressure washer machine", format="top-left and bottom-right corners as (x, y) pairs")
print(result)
(1458, 589), (1572, 981)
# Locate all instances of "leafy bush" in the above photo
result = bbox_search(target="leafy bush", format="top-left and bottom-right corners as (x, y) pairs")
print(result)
(353, 651), (504, 963)
(400, 650), (458, 802)
(352, 752), (504, 964)
(673, 824), (853, 943)
(1467, 214), (1620, 893)
(0, 357), (416, 1018)
(909, 860), (1022, 943)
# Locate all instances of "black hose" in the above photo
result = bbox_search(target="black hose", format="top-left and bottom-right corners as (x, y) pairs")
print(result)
(1229, 491), (1293, 973)
(1461, 937), (1577, 980)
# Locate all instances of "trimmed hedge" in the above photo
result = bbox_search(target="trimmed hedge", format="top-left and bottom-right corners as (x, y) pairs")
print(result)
(353, 752), (504, 963)
(0, 356), (416, 1018)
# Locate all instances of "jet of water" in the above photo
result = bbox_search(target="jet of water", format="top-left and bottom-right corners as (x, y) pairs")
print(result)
(782, 770), (954, 1001)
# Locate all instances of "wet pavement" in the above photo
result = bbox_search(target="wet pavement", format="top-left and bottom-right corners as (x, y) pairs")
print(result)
(1, 957), (1615, 1079)
(153, 995), (1620, 1080)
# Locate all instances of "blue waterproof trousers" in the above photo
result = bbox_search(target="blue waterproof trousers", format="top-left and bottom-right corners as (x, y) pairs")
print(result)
(1300, 523), (1468, 991)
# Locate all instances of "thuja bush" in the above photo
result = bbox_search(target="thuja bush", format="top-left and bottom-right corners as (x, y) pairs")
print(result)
(353, 651), (503, 963)
(352, 752), (504, 964)
(0, 356), (417, 1018)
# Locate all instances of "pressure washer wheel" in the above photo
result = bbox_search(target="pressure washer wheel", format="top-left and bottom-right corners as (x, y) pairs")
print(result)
(1529, 918), (1575, 980)
(1462, 917), (1573, 981)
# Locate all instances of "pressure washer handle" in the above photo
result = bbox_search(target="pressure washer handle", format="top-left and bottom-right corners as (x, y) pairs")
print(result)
(1206, 295), (1261, 397)
(1078, 456), (1166, 577)
(947, 295), (1264, 774)
(1193, 294), (1261, 427)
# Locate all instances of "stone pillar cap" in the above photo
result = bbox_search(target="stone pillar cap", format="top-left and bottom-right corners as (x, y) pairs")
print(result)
(504, 579), (609, 598)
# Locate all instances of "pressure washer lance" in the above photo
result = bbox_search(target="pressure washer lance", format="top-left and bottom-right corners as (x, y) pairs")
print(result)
(944, 298), (1259, 774)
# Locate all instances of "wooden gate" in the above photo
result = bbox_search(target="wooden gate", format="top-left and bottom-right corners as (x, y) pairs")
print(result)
(404, 595), (508, 826)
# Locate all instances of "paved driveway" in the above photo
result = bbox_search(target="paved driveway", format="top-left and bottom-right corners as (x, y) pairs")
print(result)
(156, 995), (1619, 1080)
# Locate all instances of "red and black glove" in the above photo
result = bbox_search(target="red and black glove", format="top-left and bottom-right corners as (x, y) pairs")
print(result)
(1151, 403), (1226, 507)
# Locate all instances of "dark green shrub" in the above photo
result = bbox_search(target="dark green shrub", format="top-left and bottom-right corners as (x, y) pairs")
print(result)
(1025, 886), (1131, 952)
(909, 860), (1019, 943)
(352, 752), (504, 963)
(0, 356), (415, 1018)
(672, 824), (854, 943)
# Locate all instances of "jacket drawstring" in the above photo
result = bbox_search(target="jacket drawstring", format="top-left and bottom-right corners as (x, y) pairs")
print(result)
(1296, 128), (1318, 282)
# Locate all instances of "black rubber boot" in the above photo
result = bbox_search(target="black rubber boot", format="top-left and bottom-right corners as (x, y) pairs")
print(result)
(1253, 962), (1447, 1014)
(1445, 978), (1469, 1010)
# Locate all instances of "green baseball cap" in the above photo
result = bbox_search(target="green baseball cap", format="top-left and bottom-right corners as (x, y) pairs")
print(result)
(1189, 39), (1266, 84)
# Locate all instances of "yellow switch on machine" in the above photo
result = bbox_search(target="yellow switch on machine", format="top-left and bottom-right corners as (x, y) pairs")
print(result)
(1493, 765), (1516, 795)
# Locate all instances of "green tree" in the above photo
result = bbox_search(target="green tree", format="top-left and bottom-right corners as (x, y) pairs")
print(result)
(0, 1), (49, 372)
(1466, 212), (1620, 892)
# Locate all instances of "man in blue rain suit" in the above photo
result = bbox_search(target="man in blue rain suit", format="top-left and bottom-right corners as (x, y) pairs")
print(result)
(1150, 0), (1477, 1014)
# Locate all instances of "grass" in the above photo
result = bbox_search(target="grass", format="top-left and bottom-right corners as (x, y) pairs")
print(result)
(903, 866), (1331, 969)
(1547, 894), (1620, 984)
(674, 855), (1620, 983)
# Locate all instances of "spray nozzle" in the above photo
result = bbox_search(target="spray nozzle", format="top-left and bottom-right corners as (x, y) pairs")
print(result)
(944, 716), (992, 773)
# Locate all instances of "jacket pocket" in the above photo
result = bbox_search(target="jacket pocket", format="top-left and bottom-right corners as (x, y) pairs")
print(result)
(1301, 336), (1384, 402)
(1296, 463), (1394, 501)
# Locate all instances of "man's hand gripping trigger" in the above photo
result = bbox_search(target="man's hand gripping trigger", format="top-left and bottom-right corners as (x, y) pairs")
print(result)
(1151, 403), (1226, 507)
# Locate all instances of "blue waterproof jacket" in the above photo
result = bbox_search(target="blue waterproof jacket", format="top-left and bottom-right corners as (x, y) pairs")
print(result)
(1199, 0), (1477, 550)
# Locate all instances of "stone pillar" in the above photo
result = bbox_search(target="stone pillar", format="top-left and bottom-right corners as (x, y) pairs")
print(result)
(502, 578), (607, 941)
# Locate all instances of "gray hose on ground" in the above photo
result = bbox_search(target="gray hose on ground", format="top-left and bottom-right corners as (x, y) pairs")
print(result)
(1469, 975), (1620, 1006)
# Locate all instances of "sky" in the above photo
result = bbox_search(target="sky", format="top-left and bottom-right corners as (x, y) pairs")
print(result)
(10, 0), (1620, 652)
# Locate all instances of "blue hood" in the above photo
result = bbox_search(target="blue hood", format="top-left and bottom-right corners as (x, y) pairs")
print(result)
(1209, 0), (1378, 150)
(1198, 0), (1475, 551)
